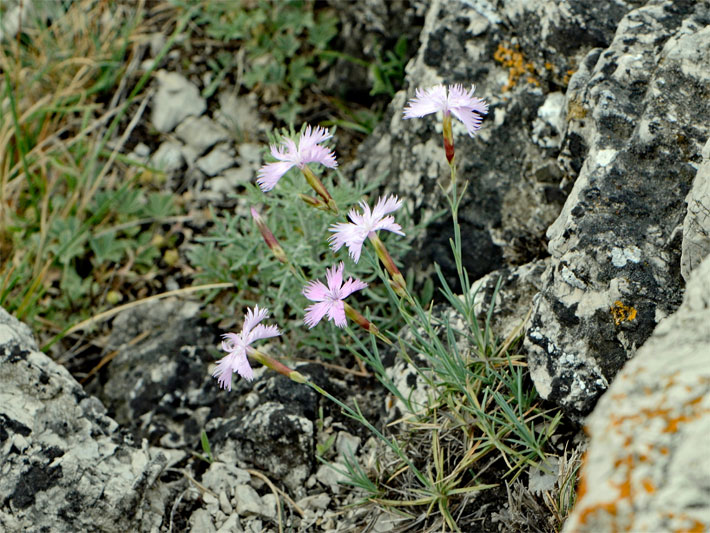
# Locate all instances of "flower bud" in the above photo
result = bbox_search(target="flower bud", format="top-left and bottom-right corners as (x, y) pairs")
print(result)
(251, 207), (288, 264)
(301, 165), (338, 214)
(442, 113), (455, 164)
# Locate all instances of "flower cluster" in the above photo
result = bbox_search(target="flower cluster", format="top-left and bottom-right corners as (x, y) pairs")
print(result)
(214, 83), (487, 390)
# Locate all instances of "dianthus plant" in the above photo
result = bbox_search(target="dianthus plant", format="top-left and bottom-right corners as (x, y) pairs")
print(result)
(212, 84), (490, 403)
(207, 84), (558, 531)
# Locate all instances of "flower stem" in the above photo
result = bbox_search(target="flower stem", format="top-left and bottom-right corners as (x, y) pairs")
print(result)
(344, 302), (393, 345)
(249, 349), (307, 384)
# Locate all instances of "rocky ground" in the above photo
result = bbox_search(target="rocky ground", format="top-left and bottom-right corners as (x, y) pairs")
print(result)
(2, 0), (710, 532)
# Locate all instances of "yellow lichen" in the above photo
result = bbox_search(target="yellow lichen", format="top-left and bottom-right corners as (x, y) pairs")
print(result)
(611, 301), (637, 326)
(493, 43), (538, 92)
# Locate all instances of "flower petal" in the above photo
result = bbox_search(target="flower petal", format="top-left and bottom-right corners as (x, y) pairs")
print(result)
(242, 305), (269, 335)
(328, 222), (366, 255)
(340, 277), (367, 298)
(371, 215), (405, 236)
(304, 301), (331, 329)
(371, 195), (402, 221)
(402, 84), (448, 118)
(299, 125), (332, 151)
(326, 262), (345, 293)
(270, 139), (298, 162)
(326, 300), (347, 328)
(248, 324), (281, 344)
(450, 107), (485, 137)
(303, 279), (329, 302)
(221, 332), (241, 353)
(213, 354), (235, 391)
(233, 353), (254, 381)
(300, 144), (338, 169)
(257, 161), (295, 191)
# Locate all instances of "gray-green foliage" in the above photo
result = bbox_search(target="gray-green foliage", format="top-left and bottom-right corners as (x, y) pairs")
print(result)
(187, 129), (414, 357)
(190, 0), (338, 124)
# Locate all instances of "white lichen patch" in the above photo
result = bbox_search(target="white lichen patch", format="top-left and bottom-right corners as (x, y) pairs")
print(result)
(611, 246), (641, 267)
(596, 148), (617, 167)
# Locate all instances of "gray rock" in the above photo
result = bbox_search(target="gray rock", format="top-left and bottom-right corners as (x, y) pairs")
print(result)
(297, 493), (331, 511)
(259, 493), (278, 520)
(234, 484), (262, 516)
(335, 431), (361, 459)
(212, 400), (314, 493)
(525, 1), (710, 417)
(209, 167), (252, 195)
(97, 298), (217, 449)
(175, 115), (230, 156)
(681, 138), (710, 281)
(151, 140), (184, 173)
(315, 463), (349, 494)
(202, 461), (251, 496)
(563, 252), (710, 533)
(0, 307), (172, 533)
(470, 258), (549, 342)
(151, 71), (206, 133)
(217, 513), (243, 533)
(190, 508), (217, 533)
(196, 143), (236, 177)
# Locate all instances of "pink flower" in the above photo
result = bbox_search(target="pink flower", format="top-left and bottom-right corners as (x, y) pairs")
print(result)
(213, 306), (280, 390)
(303, 262), (367, 328)
(403, 84), (488, 136)
(256, 125), (338, 192)
(328, 195), (405, 263)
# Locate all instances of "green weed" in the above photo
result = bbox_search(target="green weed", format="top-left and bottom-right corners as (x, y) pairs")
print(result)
(0, 1), (190, 349)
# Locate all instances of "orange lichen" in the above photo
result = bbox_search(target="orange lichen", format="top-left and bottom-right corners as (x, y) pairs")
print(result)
(641, 478), (656, 493)
(493, 43), (538, 92)
(574, 386), (710, 531)
(611, 300), (637, 326)
(665, 513), (707, 533)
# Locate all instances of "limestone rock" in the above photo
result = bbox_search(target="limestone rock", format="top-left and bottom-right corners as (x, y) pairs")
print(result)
(525, 1), (710, 417)
(151, 71), (206, 133)
(175, 115), (230, 156)
(563, 252), (710, 533)
(681, 138), (710, 281)
(470, 258), (549, 342)
(0, 307), (172, 533)
(210, 401), (314, 494)
(96, 298), (217, 449)
(196, 143), (236, 177)
(151, 140), (184, 173)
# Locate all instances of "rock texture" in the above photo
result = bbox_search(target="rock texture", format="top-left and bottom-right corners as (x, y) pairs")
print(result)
(0, 307), (177, 533)
(0, 301), (379, 532)
(525, 0), (710, 417)
(563, 252), (710, 533)
(681, 138), (710, 281)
